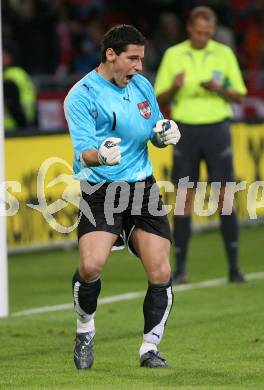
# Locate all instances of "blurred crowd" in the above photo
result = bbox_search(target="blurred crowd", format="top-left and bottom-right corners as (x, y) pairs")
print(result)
(2, 0), (264, 130)
(3, 0), (264, 76)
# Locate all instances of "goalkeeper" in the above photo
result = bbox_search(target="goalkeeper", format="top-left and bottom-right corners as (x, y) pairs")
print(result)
(64, 24), (181, 370)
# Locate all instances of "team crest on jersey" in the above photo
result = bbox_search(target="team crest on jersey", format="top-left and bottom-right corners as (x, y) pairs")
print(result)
(137, 101), (151, 119)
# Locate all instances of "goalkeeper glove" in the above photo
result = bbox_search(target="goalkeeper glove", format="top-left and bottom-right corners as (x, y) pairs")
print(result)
(153, 120), (181, 146)
(98, 137), (121, 165)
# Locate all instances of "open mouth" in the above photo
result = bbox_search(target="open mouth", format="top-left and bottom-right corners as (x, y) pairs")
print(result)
(126, 74), (134, 82)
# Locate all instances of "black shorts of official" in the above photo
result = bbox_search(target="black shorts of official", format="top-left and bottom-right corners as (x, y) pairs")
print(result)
(77, 175), (171, 257)
(171, 119), (235, 186)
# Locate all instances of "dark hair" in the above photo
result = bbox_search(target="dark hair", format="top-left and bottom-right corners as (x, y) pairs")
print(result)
(101, 24), (147, 63)
(188, 6), (217, 24)
(3, 40), (19, 62)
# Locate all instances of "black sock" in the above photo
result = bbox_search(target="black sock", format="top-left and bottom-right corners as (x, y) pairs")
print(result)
(72, 269), (101, 321)
(220, 212), (239, 272)
(173, 216), (191, 274)
(143, 279), (173, 344)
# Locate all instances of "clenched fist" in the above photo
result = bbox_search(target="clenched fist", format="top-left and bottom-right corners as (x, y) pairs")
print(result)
(98, 137), (121, 165)
(153, 120), (181, 146)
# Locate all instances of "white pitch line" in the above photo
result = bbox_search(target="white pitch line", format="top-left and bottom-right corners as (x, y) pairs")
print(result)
(10, 272), (264, 318)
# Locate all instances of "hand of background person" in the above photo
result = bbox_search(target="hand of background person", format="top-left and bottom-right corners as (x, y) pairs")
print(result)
(173, 71), (185, 89)
(200, 79), (223, 93)
(98, 137), (121, 165)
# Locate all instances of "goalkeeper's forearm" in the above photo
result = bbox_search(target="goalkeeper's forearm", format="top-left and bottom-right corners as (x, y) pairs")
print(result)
(80, 149), (100, 166)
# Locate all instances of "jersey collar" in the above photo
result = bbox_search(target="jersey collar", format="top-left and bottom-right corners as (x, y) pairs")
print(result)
(93, 68), (126, 94)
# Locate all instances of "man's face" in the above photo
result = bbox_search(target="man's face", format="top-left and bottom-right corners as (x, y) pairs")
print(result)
(3, 49), (11, 68)
(110, 44), (144, 87)
(187, 17), (215, 49)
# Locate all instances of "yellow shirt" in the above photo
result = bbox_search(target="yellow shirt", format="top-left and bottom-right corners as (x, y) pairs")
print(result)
(154, 40), (247, 124)
(4, 66), (36, 131)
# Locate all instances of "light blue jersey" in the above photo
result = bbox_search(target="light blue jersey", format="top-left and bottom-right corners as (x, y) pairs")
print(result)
(64, 70), (163, 183)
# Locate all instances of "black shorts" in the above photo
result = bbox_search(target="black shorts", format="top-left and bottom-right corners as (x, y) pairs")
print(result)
(77, 176), (171, 256)
(171, 120), (235, 186)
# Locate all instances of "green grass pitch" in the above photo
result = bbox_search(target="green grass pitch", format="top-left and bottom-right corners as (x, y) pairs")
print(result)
(0, 225), (263, 389)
